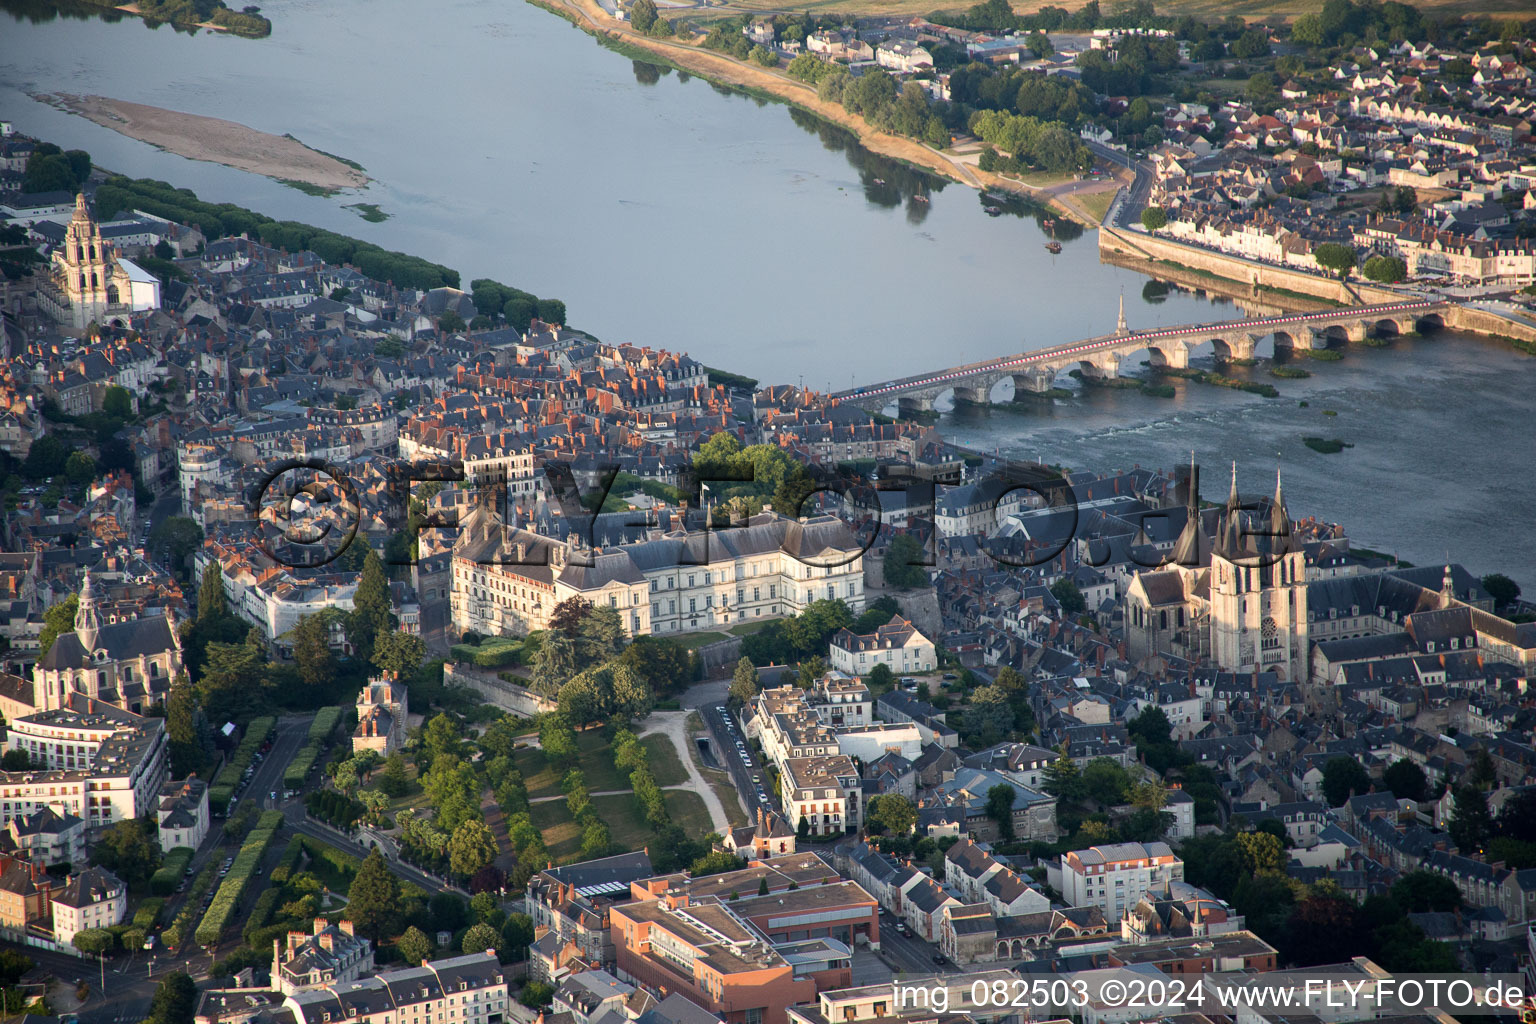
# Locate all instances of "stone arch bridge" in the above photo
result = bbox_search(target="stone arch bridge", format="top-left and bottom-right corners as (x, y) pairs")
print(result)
(834, 300), (1450, 416)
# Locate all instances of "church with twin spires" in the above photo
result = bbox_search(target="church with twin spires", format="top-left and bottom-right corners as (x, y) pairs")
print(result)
(1125, 463), (1309, 682)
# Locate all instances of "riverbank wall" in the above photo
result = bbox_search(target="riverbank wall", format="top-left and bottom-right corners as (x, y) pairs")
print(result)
(521, 0), (1095, 224)
(1100, 223), (1536, 346)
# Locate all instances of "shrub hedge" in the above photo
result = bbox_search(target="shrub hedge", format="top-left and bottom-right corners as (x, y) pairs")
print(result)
(194, 811), (284, 947)
(149, 847), (196, 896)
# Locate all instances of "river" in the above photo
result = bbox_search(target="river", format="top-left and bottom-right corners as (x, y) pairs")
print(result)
(2, 0), (1534, 587)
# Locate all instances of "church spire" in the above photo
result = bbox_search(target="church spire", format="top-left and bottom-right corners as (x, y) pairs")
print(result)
(1227, 461), (1238, 507)
(1441, 559), (1455, 607)
(75, 569), (101, 650)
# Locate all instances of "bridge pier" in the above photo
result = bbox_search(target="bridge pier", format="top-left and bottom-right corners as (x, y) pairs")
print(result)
(897, 395), (936, 419)
(952, 384), (988, 406)
(1306, 327), (1332, 350)
(1011, 368), (1057, 396)
(1349, 320), (1372, 342)
(1149, 342), (1190, 369)
(1215, 334), (1258, 362)
(1079, 354), (1120, 381)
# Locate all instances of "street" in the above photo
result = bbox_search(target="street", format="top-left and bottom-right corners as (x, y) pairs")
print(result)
(699, 701), (777, 817)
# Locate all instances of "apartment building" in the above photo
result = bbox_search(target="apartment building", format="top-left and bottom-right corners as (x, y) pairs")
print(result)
(828, 616), (937, 677)
(283, 952), (509, 1024)
(609, 897), (838, 1024)
(526, 852), (656, 981)
(781, 756), (861, 837)
(1, 697), (170, 830)
(1060, 842), (1185, 923)
(273, 919), (375, 995)
(50, 865), (127, 946)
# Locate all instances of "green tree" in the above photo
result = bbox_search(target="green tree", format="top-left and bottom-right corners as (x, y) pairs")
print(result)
(1050, 578), (1087, 615)
(92, 817), (161, 889)
(102, 385), (134, 419)
(749, 45), (777, 66)
(166, 673), (206, 777)
(347, 551), (395, 665)
(883, 534), (927, 588)
(147, 972), (198, 1024)
(38, 595), (79, 657)
(378, 753), (410, 797)
(502, 913), (534, 959)
(1234, 829), (1285, 873)
(985, 783), (1016, 840)
(1383, 759), (1427, 802)
(150, 517), (204, 578)
(65, 450), (97, 486)
(1246, 71), (1277, 104)
(289, 612), (336, 688)
(448, 819), (500, 879)
(347, 849), (404, 942)
(1481, 573), (1520, 608)
(1321, 756), (1371, 806)
(1448, 785), (1492, 853)
(529, 632), (575, 698)
(1391, 871), (1461, 912)
(1362, 255), (1407, 282)
(1313, 242), (1358, 280)
(1042, 743), (1083, 799)
(867, 794), (917, 836)
(1140, 206), (1168, 232)
(373, 630), (426, 678)
(1081, 758), (1131, 805)
(630, 0), (657, 30)
(866, 663), (894, 691)
(462, 921), (501, 956)
(1230, 27), (1270, 57)
(396, 925), (433, 965)
(198, 563), (227, 624)
(437, 309), (466, 333)
(729, 657), (759, 705)
(577, 604), (626, 666)
(72, 928), (116, 955)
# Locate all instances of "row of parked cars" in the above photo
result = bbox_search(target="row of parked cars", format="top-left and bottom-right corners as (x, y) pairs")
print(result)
(715, 707), (770, 808)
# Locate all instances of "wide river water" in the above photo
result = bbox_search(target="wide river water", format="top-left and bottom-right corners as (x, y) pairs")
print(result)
(2, 0), (1534, 586)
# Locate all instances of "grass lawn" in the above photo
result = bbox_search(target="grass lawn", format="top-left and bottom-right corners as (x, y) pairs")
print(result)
(383, 763), (431, 818)
(666, 790), (715, 836)
(728, 620), (771, 636)
(677, 631), (731, 650)
(532, 793), (656, 862)
(706, 772), (748, 828)
(642, 734), (689, 787)
(1071, 190), (1115, 225)
(515, 730), (634, 800)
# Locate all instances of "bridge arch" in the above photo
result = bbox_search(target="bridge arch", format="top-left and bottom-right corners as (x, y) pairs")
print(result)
(1372, 317), (1405, 337)
(1417, 312), (1445, 331)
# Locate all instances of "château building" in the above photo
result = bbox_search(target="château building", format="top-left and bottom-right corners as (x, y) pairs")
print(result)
(451, 506), (866, 640)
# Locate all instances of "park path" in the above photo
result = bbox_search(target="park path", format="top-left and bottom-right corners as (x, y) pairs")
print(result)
(528, 789), (632, 803)
(639, 713), (732, 834)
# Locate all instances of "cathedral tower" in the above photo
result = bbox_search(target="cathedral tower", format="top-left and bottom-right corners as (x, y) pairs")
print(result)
(1208, 465), (1308, 681)
(56, 193), (119, 328)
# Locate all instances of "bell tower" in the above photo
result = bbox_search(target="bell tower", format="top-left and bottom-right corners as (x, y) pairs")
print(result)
(1208, 465), (1308, 681)
(56, 193), (117, 328)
